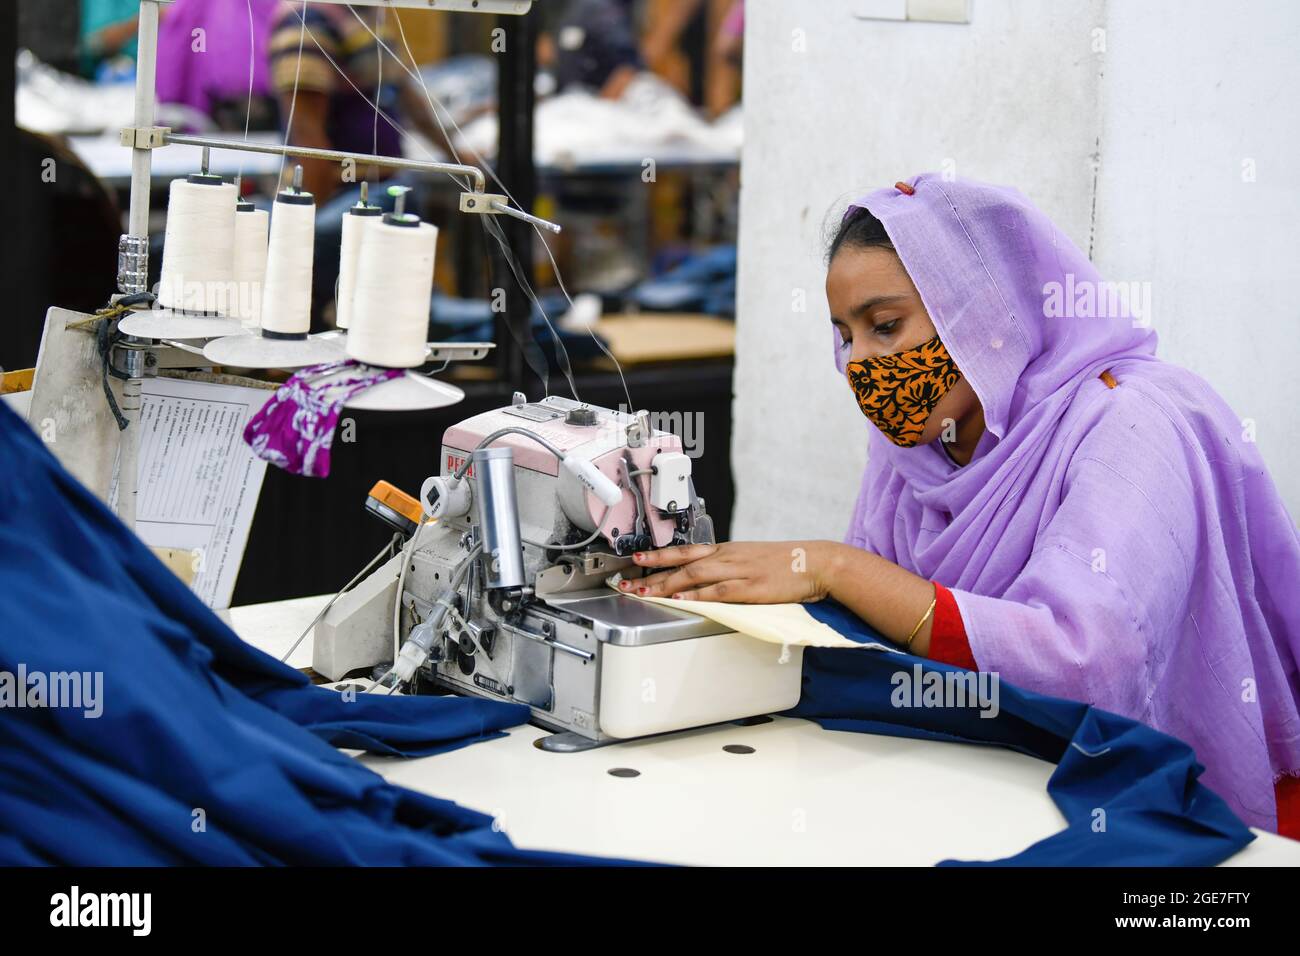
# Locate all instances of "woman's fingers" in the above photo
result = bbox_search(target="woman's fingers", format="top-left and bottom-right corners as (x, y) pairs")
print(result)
(621, 560), (722, 598)
(618, 568), (752, 603)
(630, 544), (719, 568)
(669, 580), (754, 603)
(621, 544), (727, 597)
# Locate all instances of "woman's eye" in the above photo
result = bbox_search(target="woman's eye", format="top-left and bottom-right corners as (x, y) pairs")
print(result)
(873, 319), (900, 337)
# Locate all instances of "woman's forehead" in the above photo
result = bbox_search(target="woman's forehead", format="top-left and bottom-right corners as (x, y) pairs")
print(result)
(827, 247), (919, 309)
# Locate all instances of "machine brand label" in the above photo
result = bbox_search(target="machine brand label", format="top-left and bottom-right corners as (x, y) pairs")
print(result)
(446, 453), (475, 478)
(446, 450), (553, 479)
(474, 674), (503, 695)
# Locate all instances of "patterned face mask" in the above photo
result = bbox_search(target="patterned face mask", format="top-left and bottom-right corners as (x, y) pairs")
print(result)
(845, 335), (962, 447)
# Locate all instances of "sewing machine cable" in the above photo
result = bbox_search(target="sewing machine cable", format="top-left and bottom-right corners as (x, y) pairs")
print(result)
(391, 517), (429, 663)
(279, 533), (402, 664)
(379, 540), (481, 694)
(522, 505), (612, 552)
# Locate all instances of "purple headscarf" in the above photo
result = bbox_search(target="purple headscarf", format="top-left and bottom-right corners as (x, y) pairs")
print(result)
(842, 174), (1300, 831)
(156, 0), (279, 117)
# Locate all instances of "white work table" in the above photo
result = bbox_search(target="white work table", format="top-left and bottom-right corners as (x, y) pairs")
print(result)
(226, 596), (1300, 867)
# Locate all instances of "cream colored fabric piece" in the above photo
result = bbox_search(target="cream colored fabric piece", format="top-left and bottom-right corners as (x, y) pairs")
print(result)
(606, 575), (894, 651)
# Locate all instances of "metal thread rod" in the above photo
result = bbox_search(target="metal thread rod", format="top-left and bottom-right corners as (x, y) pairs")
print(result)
(162, 132), (561, 233)
(389, 184), (411, 218)
(163, 132), (487, 194)
(126, 1), (160, 241)
(490, 199), (561, 234)
(114, 0), (162, 522)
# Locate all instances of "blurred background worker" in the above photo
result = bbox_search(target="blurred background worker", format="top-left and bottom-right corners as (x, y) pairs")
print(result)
(539, 0), (643, 99)
(79, 0), (138, 79)
(155, 0), (281, 134)
(269, 2), (457, 199)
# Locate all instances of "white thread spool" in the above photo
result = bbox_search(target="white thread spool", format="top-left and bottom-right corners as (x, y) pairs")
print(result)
(157, 174), (237, 314)
(348, 201), (436, 368)
(259, 180), (316, 337)
(233, 200), (269, 328)
(336, 193), (382, 330)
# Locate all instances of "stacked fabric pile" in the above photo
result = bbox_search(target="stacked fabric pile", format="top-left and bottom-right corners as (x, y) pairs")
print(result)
(0, 401), (612, 866)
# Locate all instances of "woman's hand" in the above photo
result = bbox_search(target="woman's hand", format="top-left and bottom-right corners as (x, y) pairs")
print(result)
(621, 540), (941, 655)
(619, 541), (845, 604)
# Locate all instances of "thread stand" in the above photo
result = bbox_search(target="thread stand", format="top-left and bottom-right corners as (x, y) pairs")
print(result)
(117, 312), (246, 340)
(338, 335), (499, 410)
(343, 369), (466, 412)
(120, 145), (246, 341)
(107, 0), (543, 528)
(201, 332), (346, 370)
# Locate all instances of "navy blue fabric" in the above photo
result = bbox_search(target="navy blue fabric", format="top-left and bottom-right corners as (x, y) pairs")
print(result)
(0, 401), (618, 865)
(0, 390), (1254, 866)
(791, 600), (1256, 865)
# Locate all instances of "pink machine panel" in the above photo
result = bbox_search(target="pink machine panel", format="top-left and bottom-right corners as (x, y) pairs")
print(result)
(443, 404), (685, 549)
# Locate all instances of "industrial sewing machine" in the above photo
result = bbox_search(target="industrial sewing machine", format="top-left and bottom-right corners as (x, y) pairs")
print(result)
(315, 394), (803, 751)
(14, 0), (799, 753)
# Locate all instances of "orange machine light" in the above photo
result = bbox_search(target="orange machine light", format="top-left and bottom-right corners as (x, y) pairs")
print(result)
(366, 480), (425, 534)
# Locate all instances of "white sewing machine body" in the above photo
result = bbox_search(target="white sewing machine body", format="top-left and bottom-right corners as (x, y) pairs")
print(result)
(315, 395), (803, 751)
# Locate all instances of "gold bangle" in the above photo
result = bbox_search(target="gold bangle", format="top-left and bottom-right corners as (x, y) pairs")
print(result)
(905, 591), (938, 651)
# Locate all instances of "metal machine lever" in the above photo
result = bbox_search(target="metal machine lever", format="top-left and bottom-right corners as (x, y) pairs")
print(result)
(497, 620), (594, 662)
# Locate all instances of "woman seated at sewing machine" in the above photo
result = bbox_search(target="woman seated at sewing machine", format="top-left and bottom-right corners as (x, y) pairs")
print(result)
(620, 174), (1300, 838)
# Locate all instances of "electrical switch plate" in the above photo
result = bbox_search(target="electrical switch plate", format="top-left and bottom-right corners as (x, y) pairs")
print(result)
(907, 0), (970, 23)
(853, 0), (970, 22)
(853, 0), (907, 20)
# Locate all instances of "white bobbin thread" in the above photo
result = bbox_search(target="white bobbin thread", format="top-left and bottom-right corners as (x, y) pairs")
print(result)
(157, 172), (237, 314)
(233, 200), (269, 328)
(348, 188), (436, 368)
(259, 170), (316, 338)
(336, 184), (382, 331)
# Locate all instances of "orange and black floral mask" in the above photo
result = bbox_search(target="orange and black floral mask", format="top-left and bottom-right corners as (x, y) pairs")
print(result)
(845, 335), (962, 447)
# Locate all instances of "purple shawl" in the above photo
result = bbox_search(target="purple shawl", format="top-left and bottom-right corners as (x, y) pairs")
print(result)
(156, 0), (279, 116)
(842, 174), (1300, 831)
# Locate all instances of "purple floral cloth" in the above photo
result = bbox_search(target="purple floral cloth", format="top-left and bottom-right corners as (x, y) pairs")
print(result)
(243, 360), (403, 478)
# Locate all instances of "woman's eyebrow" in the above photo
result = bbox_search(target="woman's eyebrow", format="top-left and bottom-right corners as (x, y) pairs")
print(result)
(850, 293), (911, 318)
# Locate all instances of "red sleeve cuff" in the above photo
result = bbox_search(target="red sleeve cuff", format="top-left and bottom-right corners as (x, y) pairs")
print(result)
(1276, 775), (1300, 841)
(928, 582), (978, 671)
